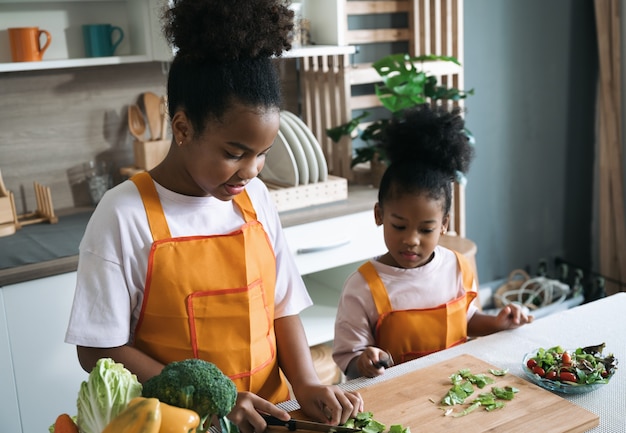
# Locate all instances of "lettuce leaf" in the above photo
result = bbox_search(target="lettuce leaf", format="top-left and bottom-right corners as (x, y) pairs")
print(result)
(76, 358), (142, 433)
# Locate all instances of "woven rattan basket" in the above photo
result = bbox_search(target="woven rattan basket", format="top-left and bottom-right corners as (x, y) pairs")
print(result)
(493, 269), (531, 308)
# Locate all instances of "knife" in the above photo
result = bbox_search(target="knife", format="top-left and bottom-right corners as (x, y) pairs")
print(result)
(262, 415), (362, 433)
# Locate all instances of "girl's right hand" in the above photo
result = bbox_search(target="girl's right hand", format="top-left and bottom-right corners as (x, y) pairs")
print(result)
(356, 346), (394, 378)
(226, 392), (290, 433)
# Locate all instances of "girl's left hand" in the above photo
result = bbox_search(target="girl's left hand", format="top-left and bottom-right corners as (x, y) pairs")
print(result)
(295, 384), (363, 426)
(496, 303), (534, 329)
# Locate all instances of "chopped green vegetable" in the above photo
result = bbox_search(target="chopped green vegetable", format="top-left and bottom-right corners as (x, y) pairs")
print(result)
(491, 386), (518, 400)
(449, 369), (496, 388)
(388, 425), (410, 433)
(439, 369), (518, 417)
(441, 381), (475, 405)
(342, 411), (409, 433)
(451, 401), (481, 417)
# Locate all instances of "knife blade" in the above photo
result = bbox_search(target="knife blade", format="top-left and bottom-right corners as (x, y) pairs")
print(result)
(262, 415), (362, 433)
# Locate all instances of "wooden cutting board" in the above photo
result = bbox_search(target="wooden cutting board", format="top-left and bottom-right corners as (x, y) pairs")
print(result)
(350, 354), (598, 433)
(287, 354), (599, 433)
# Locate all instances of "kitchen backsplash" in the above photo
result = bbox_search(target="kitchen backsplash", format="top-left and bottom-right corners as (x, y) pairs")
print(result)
(0, 59), (298, 213)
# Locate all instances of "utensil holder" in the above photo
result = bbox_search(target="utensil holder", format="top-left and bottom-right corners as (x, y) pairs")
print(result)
(133, 139), (170, 170)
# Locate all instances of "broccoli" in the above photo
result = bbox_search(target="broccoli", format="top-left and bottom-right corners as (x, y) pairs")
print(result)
(142, 358), (238, 433)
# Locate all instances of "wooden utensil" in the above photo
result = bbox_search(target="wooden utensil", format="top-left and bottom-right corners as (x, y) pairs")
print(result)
(142, 91), (162, 140)
(128, 104), (146, 141)
(160, 95), (168, 140)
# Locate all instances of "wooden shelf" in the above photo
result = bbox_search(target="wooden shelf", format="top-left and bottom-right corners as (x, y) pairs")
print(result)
(0, 0), (155, 72)
(282, 44), (355, 59)
(0, 55), (152, 73)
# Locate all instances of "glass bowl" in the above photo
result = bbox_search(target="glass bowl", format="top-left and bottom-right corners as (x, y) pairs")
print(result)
(522, 350), (610, 394)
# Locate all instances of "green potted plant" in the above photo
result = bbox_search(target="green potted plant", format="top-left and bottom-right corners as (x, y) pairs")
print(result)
(326, 53), (474, 184)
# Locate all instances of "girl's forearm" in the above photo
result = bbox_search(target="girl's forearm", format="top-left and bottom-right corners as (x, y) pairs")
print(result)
(274, 315), (322, 392)
(77, 344), (165, 383)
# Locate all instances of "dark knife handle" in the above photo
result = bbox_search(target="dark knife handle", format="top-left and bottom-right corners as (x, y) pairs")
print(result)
(262, 414), (296, 431)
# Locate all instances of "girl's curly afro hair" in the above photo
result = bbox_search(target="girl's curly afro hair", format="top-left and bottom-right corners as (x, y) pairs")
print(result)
(163, 0), (294, 63)
(377, 104), (475, 216)
(162, 0), (294, 134)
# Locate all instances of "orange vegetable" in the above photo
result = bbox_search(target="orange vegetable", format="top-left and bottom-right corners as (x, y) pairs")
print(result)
(53, 413), (79, 433)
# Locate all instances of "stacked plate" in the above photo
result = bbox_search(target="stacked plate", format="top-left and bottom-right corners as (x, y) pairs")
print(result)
(260, 111), (328, 187)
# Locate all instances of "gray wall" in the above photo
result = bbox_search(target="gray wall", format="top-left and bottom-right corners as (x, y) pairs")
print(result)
(463, 0), (597, 283)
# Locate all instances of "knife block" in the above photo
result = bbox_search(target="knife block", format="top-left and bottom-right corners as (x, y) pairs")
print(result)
(133, 139), (170, 170)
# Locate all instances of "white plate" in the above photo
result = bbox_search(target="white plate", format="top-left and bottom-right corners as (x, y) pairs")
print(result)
(279, 116), (309, 185)
(281, 112), (318, 184)
(281, 110), (328, 182)
(260, 129), (299, 187)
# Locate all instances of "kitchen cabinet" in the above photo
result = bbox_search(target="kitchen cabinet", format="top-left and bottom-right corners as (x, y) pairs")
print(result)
(0, 290), (21, 433)
(0, 0), (356, 72)
(0, 0), (167, 72)
(0, 272), (87, 433)
(284, 209), (386, 345)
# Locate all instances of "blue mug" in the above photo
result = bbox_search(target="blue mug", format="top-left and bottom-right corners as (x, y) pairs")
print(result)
(82, 24), (124, 57)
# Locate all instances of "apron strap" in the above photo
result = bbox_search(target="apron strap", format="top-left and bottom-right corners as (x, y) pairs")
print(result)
(131, 172), (172, 241)
(233, 188), (258, 223)
(362, 252), (477, 317)
(452, 250), (475, 292)
(359, 261), (393, 316)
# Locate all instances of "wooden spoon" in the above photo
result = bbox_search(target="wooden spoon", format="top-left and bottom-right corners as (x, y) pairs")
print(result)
(128, 104), (146, 141)
(142, 92), (162, 140)
(160, 95), (168, 140)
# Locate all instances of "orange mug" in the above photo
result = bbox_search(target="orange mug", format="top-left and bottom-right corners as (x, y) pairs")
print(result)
(8, 27), (52, 62)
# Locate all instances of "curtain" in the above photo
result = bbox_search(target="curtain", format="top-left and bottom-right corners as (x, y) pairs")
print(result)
(594, 0), (626, 295)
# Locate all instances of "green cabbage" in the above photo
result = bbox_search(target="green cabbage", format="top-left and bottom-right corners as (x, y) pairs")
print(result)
(76, 358), (142, 433)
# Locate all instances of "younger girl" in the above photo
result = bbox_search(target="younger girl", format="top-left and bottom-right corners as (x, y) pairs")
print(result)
(332, 104), (533, 379)
(65, 0), (362, 430)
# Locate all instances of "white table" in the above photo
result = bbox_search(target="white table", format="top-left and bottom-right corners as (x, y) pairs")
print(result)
(282, 293), (626, 432)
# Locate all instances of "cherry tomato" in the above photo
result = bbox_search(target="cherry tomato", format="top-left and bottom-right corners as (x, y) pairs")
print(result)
(545, 371), (557, 380)
(527, 359), (538, 369)
(601, 370), (609, 378)
(532, 366), (546, 377)
(559, 372), (577, 383)
(561, 351), (572, 365)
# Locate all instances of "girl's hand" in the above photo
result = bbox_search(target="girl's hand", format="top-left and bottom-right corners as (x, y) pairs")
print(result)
(227, 392), (290, 433)
(496, 303), (534, 329)
(355, 346), (394, 378)
(296, 384), (363, 426)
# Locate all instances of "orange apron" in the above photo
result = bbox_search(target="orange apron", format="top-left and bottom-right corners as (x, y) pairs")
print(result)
(360, 251), (477, 364)
(131, 172), (290, 403)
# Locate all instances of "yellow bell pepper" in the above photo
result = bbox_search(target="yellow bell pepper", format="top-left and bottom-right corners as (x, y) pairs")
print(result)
(101, 397), (161, 433)
(158, 400), (201, 433)
(101, 396), (200, 433)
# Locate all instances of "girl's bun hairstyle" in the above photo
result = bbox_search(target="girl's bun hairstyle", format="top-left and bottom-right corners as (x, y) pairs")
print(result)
(377, 104), (475, 215)
(163, 0), (294, 63)
(162, 0), (293, 134)
(383, 104), (473, 179)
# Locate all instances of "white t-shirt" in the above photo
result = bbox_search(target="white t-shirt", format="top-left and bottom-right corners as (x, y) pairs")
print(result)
(65, 177), (312, 348)
(332, 245), (477, 372)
